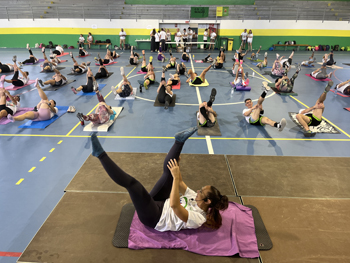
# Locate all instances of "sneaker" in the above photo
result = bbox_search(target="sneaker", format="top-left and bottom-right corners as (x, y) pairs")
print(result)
(77, 113), (85, 125)
(164, 101), (169, 110)
(34, 78), (39, 87)
(26, 43), (29, 49)
(304, 130), (316, 137)
(162, 66), (167, 72)
(42, 47), (45, 53)
(264, 52), (267, 58)
(325, 81), (334, 93)
(70, 52), (73, 58)
(245, 72), (249, 78)
(206, 120), (215, 128)
(209, 88), (217, 104)
(38, 79), (44, 87)
(97, 53), (101, 59)
(120, 67), (125, 76)
(276, 53), (280, 59)
(71, 87), (77, 94)
(12, 56), (17, 62)
(7, 114), (14, 122)
(18, 62), (23, 67)
(149, 56), (153, 62)
(139, 84), (142, 93)
(111, 86), (117, 95)
(278, 118), (286, 131)
(174, 127), (198, 142)
(93, 81), (98, 91)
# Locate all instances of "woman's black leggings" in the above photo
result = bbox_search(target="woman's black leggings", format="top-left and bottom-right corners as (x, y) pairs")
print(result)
(158, 85), (172, 104)
(53, 50), (61, 55)
(326, 53), (334, 65)
(22, 57), (35, 64)
(95, 68), (107, 79)
(151, 36), (156, 52)
(79, 49), (86, 56)
(97, 140), (184, 228)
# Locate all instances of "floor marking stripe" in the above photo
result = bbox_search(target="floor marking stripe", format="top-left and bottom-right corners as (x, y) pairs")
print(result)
(65, 67), (136, 136)
(28, 167), (36, 172)
(0, 252), (22, 257)
(57, 140), (63, 144)
(40, 157), (46, 162)
(289, 96), (350, 139)
(15, 179), (24, 185)
(243, 63), (272, 83)
(0, 133), (349, 141)
(49, 148), (55, 152)
(205, 136), (214, 154)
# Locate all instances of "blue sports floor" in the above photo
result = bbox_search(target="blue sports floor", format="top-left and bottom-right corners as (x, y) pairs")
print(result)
(1, 47), (350, 262)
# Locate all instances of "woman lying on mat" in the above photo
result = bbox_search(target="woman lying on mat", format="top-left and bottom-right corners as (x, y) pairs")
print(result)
(301, 51), (316, 67)
(182, 51), (190, 62)
(233, 46), (247, 62)
(18, 46), (39, 66)
(232, 65), (249, 87)
(94, 46), (118, 65)
(176, 62), (188, 77)
(3, 59), (29, 87)
(7, 78), (57, 122)
(38, 69), (67, 87)
(140, 50), (153, 73)
(41, 47), (58, 72)
(77, 90), (115, 125)
(322, 51), (336, 66)
(70, 52), (90, 74)
(334, 79), (350, 95)
(271, 58), (285, 77)
(202, 54), (214, 63)
(95, 59), (110, 79)
(198, 89), (217, 128)
(157, 72), (173, 109)
(256, 52), (268, 69)
(142, 68), (156, 90)
(250, 46), (262, 61)
(78, 44), (89, 57)
(311, 63), (333, 79)
(0, 83), (20, 119)
(162, 51), (177, 70)
(212, 52), (225, 69)
(50, 53), (62, 64)
(163, 66), (180, 87)
(111, 67), (133, 98)
(71, 67), (97, 94)
(274, 65), (301, 93)
(0, 61), (14, 73)
(157, 49), (166, 62)
(186, 64), (212, 85)
(129, 46), (140, 65)
(276, 50), (294, 72)
(218, 47), (226, 63)
(52, 45), (64, 56)
(90, 126), (229, 231)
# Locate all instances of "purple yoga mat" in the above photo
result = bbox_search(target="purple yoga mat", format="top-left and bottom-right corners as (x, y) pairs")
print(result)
(128, 202), (259, 258)
(25, 59), (45, 65)
(230, 82), (251, 91)
(0, 107), (34, 125)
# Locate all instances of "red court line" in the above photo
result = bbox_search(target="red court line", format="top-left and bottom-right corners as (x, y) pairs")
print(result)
(0, 251), (22, 257)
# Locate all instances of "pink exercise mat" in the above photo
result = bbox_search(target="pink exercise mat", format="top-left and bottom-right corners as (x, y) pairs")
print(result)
(172, 82), (181, 90)
(136, 70), (147, 74)
(5, 80), (36, 91)
(330, 89), (350, 97)
(76, 54), (90, 58)
(0, 107), (34, 125)
(305, 74), (331, 82)
(57, 52), (69, 57)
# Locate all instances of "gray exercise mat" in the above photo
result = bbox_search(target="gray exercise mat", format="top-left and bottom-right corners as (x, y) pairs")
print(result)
(126, 62), (142, 67)
(67, 71), (86, 76)
(245, 205), (273, 250)
(268, 83), (298, 96)
(154, 94), (176, 107)
(40, 66), (65, 73)
(95, 72), (114, 79)
(289, 112), (340, 134)
(43, 79), (76, 91)
(138, 79), (160, 86)
(196, 112), (221, 136)
(262, 71), (281, 79)
(113, 203), (270, 250)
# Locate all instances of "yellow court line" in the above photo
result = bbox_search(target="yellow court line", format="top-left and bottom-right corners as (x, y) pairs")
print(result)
(40, 157), (46, 162)
(57, 140), (63, 144)
(243, 63), (271, 83)
(28, 167), (36, 172)
(16, 179), (24, 185)
(49, 148), (55, 153)
(65, 66), (137, 137)
(289, 96), (350, 139)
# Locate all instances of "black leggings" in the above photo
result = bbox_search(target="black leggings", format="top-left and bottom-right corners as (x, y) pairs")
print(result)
(98, 140), (184, 228)
(11, 71), (24, 86)
(79, 49), (87, 56)
(158, 85), (172, 104)
(81, 77), (93, 93)
(95, 68), (107, 79)
(0, 63), (11, 72)
(53, 50), (62, 55)
(326, 53), (334, 65)
(23, 49), (35, 64)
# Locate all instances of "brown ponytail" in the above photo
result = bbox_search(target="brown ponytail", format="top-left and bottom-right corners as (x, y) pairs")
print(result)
(204, 186), (229, 229)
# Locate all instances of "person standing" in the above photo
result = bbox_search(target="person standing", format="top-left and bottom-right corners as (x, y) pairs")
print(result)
(155, 30), (160, 52)
(209, 29), (217, 50)
(247, 30), (253, 52)
(166, 29), (172, 50)
(240, 29), (247, 50)
(150, 28), (156, 52)
(203, 28), (208, 50)
(119, 28), (126, 50)
(188, 27), (193, 48)
(183, 29), (188, 45)
(175, 28), (182, 47)
(160, 28), (167, 52)
(87, 32), (93, 49)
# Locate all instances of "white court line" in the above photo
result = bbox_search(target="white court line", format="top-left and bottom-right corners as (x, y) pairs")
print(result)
(205, 136), (214, 154)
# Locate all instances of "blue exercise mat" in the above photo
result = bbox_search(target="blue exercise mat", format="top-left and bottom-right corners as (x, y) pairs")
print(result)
(18, 106), (69, 129)
(77, 84), (106, 96)
(251, 62), (272, 68)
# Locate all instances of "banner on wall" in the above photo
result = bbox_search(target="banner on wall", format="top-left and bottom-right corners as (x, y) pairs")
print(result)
(216, 7), (229, 16)
(190, 7), (209, 18)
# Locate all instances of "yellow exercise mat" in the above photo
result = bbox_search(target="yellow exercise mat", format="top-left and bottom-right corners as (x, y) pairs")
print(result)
(189, 79), (209, 87)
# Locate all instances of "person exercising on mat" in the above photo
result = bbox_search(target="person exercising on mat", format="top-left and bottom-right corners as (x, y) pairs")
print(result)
(301, 51), (316, 67)
(0, 81), (20, 119)
(311, 63), (333, 79)
(71, 67), (97, 94)
(274, 64), (301, 93)
(334, 79), (350, 95)
(38, 69), (67, 87)
(186, 64), (212, 85)
(243, 86), (286, 131)
(111, 67), (133, 98)
(18, 46), (39, 66)
(89, 126), (229, 231)
(296, 81), (333, 137)
(0, 61), (14, 74)
(70, 52), (90, 74)
(3, 58), (29, 87)
(7, 78), (57, 122)
(198, 89), (217, 128)
(157, 71), (174, 109)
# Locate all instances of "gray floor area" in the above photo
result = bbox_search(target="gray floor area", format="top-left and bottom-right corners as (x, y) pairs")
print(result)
(1, 47), (350, 262)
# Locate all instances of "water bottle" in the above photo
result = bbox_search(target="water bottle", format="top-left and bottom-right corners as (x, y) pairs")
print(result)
(252, 72), (255, 78)
(231, 88), (234, 95)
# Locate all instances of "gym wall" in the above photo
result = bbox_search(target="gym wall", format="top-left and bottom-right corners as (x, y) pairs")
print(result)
(0, 19), (349, 50)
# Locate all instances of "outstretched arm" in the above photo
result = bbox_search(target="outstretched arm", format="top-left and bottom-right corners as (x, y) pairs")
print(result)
(300, 106), (315, 115)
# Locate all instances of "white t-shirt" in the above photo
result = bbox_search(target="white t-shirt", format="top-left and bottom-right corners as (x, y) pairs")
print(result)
(6, 101), (20, 114)
(210, 32), (216, 40)
(50, 107), (58, 118)
(242, 108), (253, 123)
(175, 32), (182, 42)
(56, 46), (64, 53)
(247, 33), (253, 42)
(154, 187), (207, 232)
(188, 30), (193, 39)
(166, 32), (171, 41)
(119, 31), (126, 40)
(79, 36), (85, 43)
(155, 33), (160, 42)
(241, 32), (247, 41)
(203, 31), (208, 40)
(337, 82), (350, 93)
(183, 31), (188, 40)
(88, 35), (93, 41)
(18, 77), (29, 85)
(159, 31), (167, 40)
